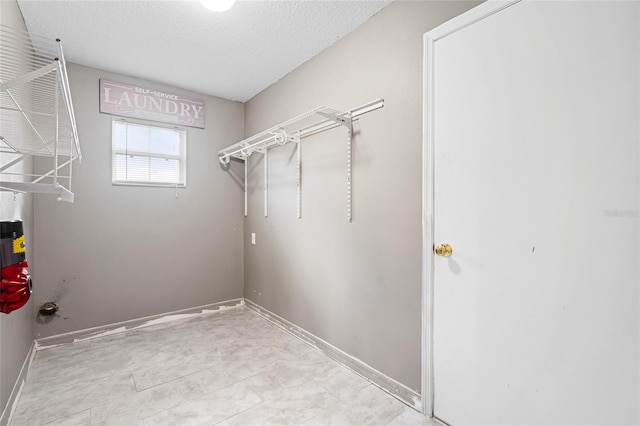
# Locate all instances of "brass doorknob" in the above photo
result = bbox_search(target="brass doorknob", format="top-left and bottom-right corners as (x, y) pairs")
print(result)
(435, 243), (453, 257)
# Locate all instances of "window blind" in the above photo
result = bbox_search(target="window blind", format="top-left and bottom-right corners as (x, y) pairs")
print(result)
(112, 120), (186, 187)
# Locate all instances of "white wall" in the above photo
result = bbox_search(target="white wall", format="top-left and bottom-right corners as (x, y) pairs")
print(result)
(32, 64), (246, 338)
(244, 0), (480, 393)
(0, 0), (35, 419)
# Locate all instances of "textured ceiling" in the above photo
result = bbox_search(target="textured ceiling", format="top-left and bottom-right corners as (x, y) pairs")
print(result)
(16, 0), (392, 102)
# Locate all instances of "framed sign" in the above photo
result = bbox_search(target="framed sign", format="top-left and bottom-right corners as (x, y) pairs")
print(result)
(99, 79), (205, 129)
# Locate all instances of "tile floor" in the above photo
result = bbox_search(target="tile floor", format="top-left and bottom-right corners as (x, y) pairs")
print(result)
(9, 306), (438, 426)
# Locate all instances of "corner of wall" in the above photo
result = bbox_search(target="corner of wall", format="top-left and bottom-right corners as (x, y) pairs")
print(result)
(1, 0), (38, 418)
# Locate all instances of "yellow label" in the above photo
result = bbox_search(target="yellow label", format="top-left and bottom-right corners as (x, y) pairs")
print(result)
(12, 235), (25, 254)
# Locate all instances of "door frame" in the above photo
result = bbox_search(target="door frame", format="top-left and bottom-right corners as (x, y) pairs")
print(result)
(420, 0), (521, 416)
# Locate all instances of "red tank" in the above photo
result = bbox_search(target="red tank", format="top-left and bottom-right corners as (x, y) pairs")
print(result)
(1, 221), (32, 314)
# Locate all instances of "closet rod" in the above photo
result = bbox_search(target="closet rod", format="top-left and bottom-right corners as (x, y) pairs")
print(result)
(222, 98), (384, 222)
(218, 98), (384, 164)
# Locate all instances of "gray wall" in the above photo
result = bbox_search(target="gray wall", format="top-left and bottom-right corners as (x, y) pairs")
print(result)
(0, 0), (35, 417)
(33, 64), (245, 338)
(244, 0), (479, 393)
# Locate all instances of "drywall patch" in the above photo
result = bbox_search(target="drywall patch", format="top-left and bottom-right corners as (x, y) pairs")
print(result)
(35, 298), (244, 350)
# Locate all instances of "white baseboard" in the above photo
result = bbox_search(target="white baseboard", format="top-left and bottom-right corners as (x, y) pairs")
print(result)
(1, 299), (243, 424)
(3, 297), (421, 425)
(0, 341), (36, 426)
(35, 298), (244, 350)
(244, 298), (422, 411)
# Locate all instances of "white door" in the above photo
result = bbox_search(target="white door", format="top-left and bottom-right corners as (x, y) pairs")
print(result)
(427, 1), (639, 425)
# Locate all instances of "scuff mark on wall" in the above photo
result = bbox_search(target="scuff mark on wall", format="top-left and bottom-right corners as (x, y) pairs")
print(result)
(34, 276), (75, 327)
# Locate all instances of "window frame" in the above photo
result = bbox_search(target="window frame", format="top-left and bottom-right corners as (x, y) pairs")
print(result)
(111, 118), (187, 188)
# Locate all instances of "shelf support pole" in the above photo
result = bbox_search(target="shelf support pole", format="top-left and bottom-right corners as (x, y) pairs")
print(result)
(316, 110), (354, 222)
(346, 114), (353, 222)
(264, 145), (268, 218)
(53, 62), (60, 187)
(244, 157), (248, 217)
(293, 133), (301, 219)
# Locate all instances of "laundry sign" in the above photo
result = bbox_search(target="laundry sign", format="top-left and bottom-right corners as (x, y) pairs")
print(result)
(99, 79), (205, 129)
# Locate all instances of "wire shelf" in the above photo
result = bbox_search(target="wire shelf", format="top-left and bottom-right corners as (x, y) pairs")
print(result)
(218, 106), (344, 164)
(218, 99), (384, 221)
(0, 24), (81, 202)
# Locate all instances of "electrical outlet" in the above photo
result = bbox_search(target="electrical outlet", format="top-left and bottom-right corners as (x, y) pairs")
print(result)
(251, 233), (256, 245)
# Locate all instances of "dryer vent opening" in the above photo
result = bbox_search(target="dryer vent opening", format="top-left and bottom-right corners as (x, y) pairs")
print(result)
(38, 302), (58, 317)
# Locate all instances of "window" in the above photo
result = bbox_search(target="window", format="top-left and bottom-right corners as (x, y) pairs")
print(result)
(112, 119), (186, 187)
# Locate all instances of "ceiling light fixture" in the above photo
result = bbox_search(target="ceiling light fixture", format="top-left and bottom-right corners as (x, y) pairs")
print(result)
(199, 0), (236, 12)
